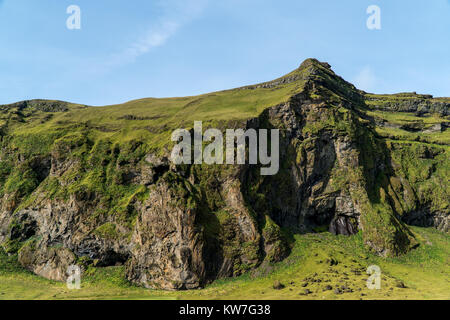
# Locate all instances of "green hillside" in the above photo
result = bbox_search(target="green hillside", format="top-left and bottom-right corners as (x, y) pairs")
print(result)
(0, 58), (448, 299)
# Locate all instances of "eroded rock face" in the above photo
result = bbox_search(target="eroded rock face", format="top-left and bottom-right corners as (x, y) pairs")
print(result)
(402, 208), (449, 232)
(126, 180), (205, 290)
(243, 100), (364, 238)
(19, 244), (76, 281)
(329, 216), (358, 235)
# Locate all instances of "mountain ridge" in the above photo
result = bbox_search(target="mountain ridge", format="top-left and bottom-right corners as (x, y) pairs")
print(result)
(1, 58), (448, 116)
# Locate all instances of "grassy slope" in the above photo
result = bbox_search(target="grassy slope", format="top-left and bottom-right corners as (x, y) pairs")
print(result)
(361, 107), (449, 216)
(2, 74), (306, 156)
(366, 110), (450, 145)
(0, 226), (448, 300)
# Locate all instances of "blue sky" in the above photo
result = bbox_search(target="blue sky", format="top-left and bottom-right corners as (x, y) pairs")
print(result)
(0, 0), (449, 106)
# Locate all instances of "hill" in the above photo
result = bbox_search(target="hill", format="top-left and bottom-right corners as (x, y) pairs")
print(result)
(0, 59), (448, 293)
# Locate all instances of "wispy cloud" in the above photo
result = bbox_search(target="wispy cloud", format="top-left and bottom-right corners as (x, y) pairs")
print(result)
(107, 20), (179, 67)
(105, 0), (208, 68)
(353, 66), (377, 92)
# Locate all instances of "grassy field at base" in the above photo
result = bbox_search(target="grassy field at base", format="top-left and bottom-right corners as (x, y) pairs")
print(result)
(0, 226), (448, 300)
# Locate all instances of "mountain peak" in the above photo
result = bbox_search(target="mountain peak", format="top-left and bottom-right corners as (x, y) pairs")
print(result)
(239, 58), (334, 91)
(298, 58), (332, 70)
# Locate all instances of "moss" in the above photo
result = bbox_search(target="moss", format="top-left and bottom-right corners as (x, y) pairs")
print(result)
(262, 215), (282, 241)
(262, 215), (290, 263)
(192, 164), (227, 211)
(3, 166), (39, 198)
(388, 142), (449, 213)
(2, 239), (23, 254)
(94, 223), (121, 240)
(18, 237), (38, 252)
(360, 202), (416, 256)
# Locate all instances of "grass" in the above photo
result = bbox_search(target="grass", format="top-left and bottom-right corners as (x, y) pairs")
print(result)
(365, 92), (450, 106)
(2, 74), (306, 155)
(1, 226), (448, 300)
(364, 110), (450, 145)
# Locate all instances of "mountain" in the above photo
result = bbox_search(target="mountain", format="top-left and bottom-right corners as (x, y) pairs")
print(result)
(0, 59), (448, 290)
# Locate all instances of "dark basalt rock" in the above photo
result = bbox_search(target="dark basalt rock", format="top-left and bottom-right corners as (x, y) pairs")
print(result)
(9, 213), (37, 242)
(329, 216), (358, 236)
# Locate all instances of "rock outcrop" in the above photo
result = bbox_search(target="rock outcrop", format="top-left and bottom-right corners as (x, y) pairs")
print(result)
(365, 93), (449, 116)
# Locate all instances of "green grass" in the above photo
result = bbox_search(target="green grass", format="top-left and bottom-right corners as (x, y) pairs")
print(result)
(1, 226), (448, 300)
(364, 110), (450, 145)
(365, 92), (450, 105)
(366, 110), (448, 128)
(2, 75), (306, 154)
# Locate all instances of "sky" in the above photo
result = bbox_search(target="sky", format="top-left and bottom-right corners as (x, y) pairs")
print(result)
(0, 0), (449, 106)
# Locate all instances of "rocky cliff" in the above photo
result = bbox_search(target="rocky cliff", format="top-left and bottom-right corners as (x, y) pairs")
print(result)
(0, 59), (448, 289)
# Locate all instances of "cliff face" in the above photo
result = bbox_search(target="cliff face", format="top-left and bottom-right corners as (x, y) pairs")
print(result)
(0, 59), (448, 289)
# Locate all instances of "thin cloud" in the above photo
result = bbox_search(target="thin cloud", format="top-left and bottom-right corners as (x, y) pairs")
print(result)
(126, 21), (179, 57)
(107, 20), (180, 67)
(105, 0), (208, 68)
(353, 66), (377, 92)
